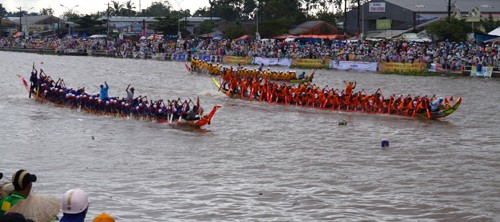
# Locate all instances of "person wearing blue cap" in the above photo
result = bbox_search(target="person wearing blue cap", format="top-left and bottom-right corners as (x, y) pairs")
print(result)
(0, 170), (37, 217)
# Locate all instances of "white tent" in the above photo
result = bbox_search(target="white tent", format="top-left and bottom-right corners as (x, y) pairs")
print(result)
(488, 27), (500, 36)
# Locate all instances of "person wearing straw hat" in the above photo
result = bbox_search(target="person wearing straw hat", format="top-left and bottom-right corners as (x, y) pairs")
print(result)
(0, 170), (37, 217)
(60, 188), (89, 222)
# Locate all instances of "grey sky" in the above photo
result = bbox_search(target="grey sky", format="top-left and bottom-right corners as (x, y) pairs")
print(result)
(2, 0), (209, 17)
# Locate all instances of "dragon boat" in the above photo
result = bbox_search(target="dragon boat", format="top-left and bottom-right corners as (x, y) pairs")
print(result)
(185, 62), (314, 84)
(20, 74), (220, 128)
(212, 77), (461, 120)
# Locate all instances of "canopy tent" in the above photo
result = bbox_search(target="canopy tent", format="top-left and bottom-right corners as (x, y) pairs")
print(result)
(198, 31), (223, 39)
(274, 34), (348, 40)
(12, 31), (22, 38)
(235, 35), (252, 41)
(488, 27), (500, 36)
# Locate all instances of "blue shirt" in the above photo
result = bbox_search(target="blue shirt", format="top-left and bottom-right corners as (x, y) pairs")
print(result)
(99, 83), (109, 100)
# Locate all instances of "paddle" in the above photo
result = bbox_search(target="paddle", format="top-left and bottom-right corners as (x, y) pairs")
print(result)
(424, 98), (431, 118)
(29, 62), (35, 98)
(197, 97), (201, 117)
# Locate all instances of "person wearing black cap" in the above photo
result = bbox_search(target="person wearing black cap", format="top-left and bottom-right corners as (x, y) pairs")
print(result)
(0, 212), (34, 222)
(0, 170), (37, 217)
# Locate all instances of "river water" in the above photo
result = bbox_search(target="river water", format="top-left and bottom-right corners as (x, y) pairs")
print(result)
(0, 51), (499, 221)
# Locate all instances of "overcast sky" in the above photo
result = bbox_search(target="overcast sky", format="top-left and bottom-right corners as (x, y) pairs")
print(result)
(2, 0), (209, 17)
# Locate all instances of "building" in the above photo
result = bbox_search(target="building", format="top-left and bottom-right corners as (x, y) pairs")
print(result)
(0, 18), (17, 37)
(179, 17), (223, 36)
(7, 15), (61, 36)
(345, 0), (500, 38)
(289, 21), (339, 35)
(102, 16), (156, 36)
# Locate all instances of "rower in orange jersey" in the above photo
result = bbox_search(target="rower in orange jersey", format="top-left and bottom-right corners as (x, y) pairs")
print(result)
(343, 80), (356, 95)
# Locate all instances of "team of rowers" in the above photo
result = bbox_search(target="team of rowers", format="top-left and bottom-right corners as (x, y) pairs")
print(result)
(29, 69), (204, 122)
(189, 58), (313, 82)
(217, 71), (451, 116)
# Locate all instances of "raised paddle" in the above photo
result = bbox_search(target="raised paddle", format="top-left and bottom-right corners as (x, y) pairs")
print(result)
(424, 99), (431, 119)
(28, 62), (35, 98)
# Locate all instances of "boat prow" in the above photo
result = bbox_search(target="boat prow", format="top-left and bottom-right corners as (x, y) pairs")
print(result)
(417, 97), (462, 119)
(157, 105), (221, 127)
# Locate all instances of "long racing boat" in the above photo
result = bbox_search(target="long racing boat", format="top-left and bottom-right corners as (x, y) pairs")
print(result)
(21, 72), (220, 128)
(212, 77), (461, 120)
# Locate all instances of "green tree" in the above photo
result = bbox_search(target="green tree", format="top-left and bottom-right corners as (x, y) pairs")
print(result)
(123, 0), (136, 16)
(39, 8), (54, 16)
(481, 14), (500, 34)
(426, 18), (472, 42)
(110, 1), (124, 16)
(74, 14), (104, 35)
(315, 11), (341, 25)
(0, 3), (7, 18)
(223, 23), (247, 39)
(151, 14), (179, 35)
(143, 1), (170, 17)
(199, 21), (216, 34)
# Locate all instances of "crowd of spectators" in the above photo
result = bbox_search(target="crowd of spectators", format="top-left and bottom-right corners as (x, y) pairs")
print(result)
(1, 35), (499, 69)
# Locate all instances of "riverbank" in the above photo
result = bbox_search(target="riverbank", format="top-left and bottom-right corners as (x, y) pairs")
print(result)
(1, 48), (498, 77)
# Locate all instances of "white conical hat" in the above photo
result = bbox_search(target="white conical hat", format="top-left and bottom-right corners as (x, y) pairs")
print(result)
(7, 194), (61, 222)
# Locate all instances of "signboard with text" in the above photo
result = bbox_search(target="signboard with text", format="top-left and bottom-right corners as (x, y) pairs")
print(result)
(369, 2), (386, 12)
(376, 19), (391, 30)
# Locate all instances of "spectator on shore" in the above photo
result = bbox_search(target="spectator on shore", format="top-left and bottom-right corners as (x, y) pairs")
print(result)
(0, 170), (37, 216)
(60, 188), (89, 222)
(0, 212), (34, 222)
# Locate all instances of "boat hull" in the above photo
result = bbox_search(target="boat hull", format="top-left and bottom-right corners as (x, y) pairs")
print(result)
(212, 77), (461, 120)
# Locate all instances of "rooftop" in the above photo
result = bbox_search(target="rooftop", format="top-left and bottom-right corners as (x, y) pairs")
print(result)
(384, 0), (500, 13)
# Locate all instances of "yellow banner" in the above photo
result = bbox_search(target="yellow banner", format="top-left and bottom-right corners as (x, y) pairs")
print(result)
(291, 59), (329, 69)
(222, 56), (252, 65)
(378, 62), (425, 73)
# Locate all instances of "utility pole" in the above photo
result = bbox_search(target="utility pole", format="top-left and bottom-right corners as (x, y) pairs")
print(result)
(357, 0), (361, 35)
(344, 0), (347, 37)
(448, 0), (451, 20)
(18, 7), (22, 31)
(256, 0), (260, 40)
(106, 2), (110, 45)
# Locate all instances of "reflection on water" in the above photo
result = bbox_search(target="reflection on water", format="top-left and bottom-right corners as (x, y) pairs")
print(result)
(0, 51), (499, 221)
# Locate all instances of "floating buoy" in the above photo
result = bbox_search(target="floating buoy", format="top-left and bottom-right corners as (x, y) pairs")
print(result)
(381, 139), (389, 148)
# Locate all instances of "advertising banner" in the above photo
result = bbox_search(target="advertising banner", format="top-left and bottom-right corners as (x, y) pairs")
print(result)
(470, 66), (493, 77)
(428, 63), (463, 74)
(378, 62), (425, 73)
(329, 61), (378, 72)
(171, 54), (187, 61)
(291, 59), (329, 69)
(253, 57), (292, 67)
(369, 2), (386, 12)
(222, 56), (253, 65)
(376, 19), (391, 30)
